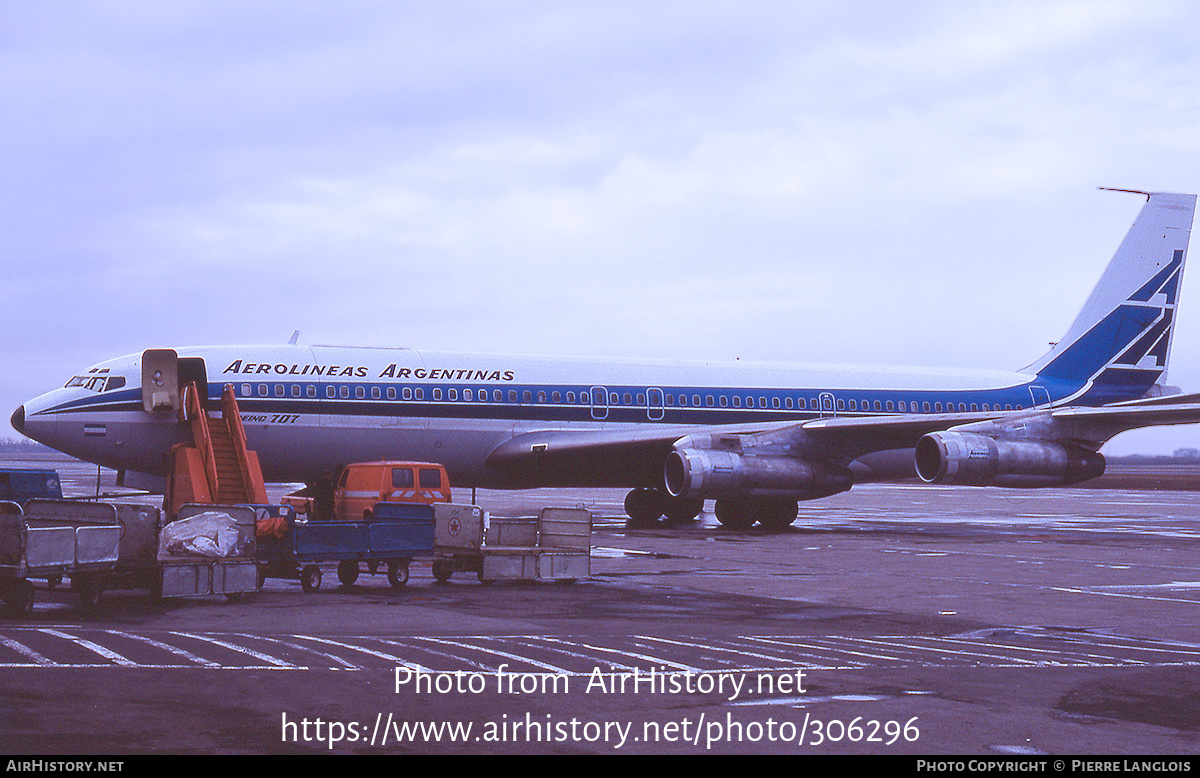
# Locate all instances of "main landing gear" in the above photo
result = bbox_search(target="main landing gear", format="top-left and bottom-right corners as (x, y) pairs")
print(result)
(713, 497), (798, 532)
(623, 488), (703, 528)
(623, 489), (800, 532)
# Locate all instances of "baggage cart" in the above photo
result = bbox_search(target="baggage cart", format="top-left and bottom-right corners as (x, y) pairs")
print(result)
(431, 505), (592, 584)
(0, 499), (123, 616)
(257, 501), (434, 592)
(155, 504), (261, 601)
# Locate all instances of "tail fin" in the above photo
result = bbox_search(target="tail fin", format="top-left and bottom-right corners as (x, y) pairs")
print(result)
(1024, 191), (1196, 405)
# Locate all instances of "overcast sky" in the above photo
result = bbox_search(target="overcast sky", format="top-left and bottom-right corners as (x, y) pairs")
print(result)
(2, 0), (1198, 454)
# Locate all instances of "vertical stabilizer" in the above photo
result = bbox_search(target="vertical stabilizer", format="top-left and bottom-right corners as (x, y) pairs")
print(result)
(1024, 191), (1196, 404)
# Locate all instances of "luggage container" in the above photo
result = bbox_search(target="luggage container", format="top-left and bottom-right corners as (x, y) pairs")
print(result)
(154, 504), (261, 600)
(431, 505), (592, 584)
(0, 499), (123, 616)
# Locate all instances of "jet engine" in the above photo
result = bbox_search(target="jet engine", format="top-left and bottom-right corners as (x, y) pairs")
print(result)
(663, 448), (853, 501)
(914, 431), (1105, 488)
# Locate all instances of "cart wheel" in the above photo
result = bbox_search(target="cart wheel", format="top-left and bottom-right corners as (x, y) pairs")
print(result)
(432, 560), (453, 583)
(386, 560), (409, 589)
(3, 580), (34, 619)
(300, 565), (322, 592)
(77, 578), (103, 613)
(337, 560), (360, 587)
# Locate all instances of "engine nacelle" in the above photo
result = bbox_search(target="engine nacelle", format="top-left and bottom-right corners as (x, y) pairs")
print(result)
(664, 449), (853, 500)
(914, 431), (1105, 488)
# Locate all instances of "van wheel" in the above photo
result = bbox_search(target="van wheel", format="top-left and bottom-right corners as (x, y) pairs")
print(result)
(363, 509), (373, 521)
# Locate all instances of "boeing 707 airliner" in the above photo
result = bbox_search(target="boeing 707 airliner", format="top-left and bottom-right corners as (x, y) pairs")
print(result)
(12, 191), (1200, 529)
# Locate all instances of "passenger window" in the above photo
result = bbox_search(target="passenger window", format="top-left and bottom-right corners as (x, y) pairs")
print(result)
(371, 386), (381, 399)
(241, 384), (251, 396)
(387, 387), (396, 399)
(392, 468), (415, 488)
(307, 385), (317, 398)
(340, 386), (349, 399)
(449, 389), (459, 401)
(356, 387), (365, 399)
(276, 385), (284, 397)
(464, 389), (473, 401)
(419, 468), (442, 488)
(326, 386), (336, 398)
(434, 388), (443, 400)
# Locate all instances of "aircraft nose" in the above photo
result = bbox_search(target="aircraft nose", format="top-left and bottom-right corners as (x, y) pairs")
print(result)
(10, 405), (24, 435)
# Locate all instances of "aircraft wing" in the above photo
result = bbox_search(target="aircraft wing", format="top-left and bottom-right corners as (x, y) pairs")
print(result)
(486, 397), (1200, 487)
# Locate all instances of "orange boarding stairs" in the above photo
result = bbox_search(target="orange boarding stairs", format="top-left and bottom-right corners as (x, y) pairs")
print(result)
(164, 383), (269, 518)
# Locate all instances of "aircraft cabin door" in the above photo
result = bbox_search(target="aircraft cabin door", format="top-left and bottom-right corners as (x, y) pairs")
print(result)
(142, 349), (179, 414)
(819, 391), (837, 418)
(590, 386), (608, 420)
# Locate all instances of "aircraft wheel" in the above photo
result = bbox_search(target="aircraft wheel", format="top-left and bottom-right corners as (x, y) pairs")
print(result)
(387, 560), (410, 589)
(432, 560), (453, 583)
(714, 499), (754, 530)
(663, 497), (703, 525)
(300, 565), (322, 593)
(337, 560), (360, 587)
(624, 488), (665, 527)
(756, 499), (799, 532)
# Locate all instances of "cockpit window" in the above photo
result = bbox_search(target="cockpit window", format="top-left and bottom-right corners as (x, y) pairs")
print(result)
(65, 375), (108, 392)
(65, 368), (123, 393)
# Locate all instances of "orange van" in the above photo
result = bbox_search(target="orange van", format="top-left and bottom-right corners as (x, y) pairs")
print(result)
(333, 461), (452, 521)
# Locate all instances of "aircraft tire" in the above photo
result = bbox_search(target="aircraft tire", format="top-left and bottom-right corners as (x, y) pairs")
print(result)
(714, 499), (754, 531)
(624, 488), (665, 527)
(663, 497), (703, 525)
(756, 499), (799, 532)
(432, 560), (453, 583)
(337, 560), (360, 587)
